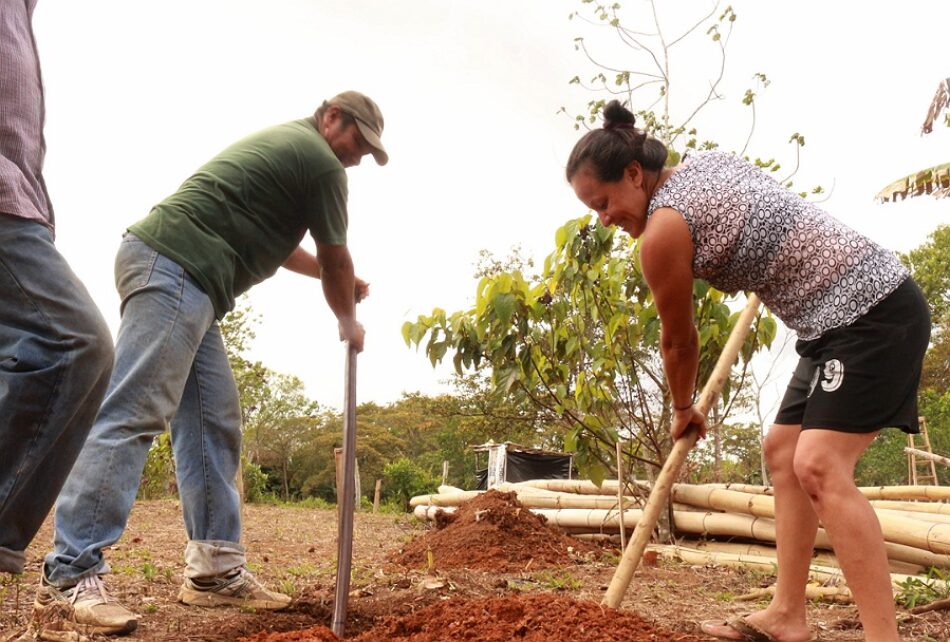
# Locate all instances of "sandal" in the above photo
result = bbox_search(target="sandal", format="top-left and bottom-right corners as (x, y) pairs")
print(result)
(700, 616), (819, 642)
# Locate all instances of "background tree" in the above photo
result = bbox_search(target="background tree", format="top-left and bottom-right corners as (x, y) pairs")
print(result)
(242, 372), (320, 500)
(858, 225), (950, 484)
(403, 2), (803, 487)
(563, 1), (819, 194)
(383, 458), (440, 512)
(219, 298), (328, 500)
(293, 408), (407, 502)
(404, 215), (776, 486)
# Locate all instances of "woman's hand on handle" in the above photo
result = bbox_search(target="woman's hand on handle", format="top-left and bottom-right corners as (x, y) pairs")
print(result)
(671, 404), (707, 441)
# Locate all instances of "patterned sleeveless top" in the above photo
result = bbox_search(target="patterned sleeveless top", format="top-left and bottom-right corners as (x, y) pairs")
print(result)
(647, 151), (908, 340)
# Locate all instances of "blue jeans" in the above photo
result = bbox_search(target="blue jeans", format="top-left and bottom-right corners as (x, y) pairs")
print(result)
(0, 215), (113, 574)
(45, 234), (246, 586)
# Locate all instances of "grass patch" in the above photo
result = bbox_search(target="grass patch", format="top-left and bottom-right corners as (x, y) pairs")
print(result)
(284, 562), (319, 577)
(532, 570), (582, 591)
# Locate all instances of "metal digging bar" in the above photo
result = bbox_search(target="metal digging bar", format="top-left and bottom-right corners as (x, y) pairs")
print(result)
(603, 293), (762, 608)
(331, 342), (358, 637)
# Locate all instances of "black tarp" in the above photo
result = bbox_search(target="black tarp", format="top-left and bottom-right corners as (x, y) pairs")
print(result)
(505, 451), (572, 482)
(474, 451), (572, 490)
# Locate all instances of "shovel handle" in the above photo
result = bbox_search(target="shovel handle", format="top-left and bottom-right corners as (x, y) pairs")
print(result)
(602, 294), (762, 608)
(332, 343), (359, 636)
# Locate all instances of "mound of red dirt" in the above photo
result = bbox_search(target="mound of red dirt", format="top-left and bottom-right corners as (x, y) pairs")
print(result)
(390, 489), (598, 572)
(239, 593), (707, 642)
(239, 626), (339, 642)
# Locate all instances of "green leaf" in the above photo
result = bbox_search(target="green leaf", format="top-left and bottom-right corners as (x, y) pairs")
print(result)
(493, 292), (517, 328)
(555, 225), (568, 249)
(588, 460), (606, 487)
(758, 315), (777, 347)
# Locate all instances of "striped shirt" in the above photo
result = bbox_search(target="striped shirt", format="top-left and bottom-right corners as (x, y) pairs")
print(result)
(0, 0), (53, 229)
(648, 151), (908, 340)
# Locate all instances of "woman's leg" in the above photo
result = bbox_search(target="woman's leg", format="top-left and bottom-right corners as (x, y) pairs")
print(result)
(703, 423), (818, 642)
(794, 429), (899, 642)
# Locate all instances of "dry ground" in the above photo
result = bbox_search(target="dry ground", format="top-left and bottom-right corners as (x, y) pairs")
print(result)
(1, 500), (947, 641)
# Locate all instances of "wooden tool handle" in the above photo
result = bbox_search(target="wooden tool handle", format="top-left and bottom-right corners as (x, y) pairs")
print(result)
(602, 294), (762, 608)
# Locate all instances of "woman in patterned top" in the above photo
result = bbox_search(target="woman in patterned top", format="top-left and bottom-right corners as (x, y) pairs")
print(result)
(567, 101), (929, 642)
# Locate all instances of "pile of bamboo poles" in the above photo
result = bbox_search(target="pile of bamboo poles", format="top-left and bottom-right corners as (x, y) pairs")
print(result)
(410, 480), (950, 599)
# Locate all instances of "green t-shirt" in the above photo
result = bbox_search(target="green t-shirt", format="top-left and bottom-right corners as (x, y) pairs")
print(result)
(129, 118), (347, 318)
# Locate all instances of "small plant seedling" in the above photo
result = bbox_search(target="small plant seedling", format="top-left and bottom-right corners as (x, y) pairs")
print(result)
(895, 567), (950, 609)
(141, 562), (158, 581)
(533, 571), (582, 591)
(278, 580), (296, 596)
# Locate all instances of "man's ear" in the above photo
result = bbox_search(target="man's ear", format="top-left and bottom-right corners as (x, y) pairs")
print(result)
(318, 106), (340, 133)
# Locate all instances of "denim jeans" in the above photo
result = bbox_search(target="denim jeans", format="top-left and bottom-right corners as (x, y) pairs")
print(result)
(45, 234), (245, 586)
(0, 214), (113, 574)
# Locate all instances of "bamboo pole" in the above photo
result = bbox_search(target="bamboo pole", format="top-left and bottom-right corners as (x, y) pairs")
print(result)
(874, 512), (950, 554)
(737, 586), (854, 604)
(652, 544), (950, 594)
(705, 483), (950, 502)
(679, 539), (924, 576)
(412, 505), (950, 568)
(413, 491), (635, 511)
(881, 541), (950, 569)
(572, 533), (620, 544)
(617, 440), (627, 550)
(516, 479), (652, 496)
(673, 486), (950, 552)
(905, 447), (950, 468)
(875, 507), (950, 525)
(603, 294), (762, 608)
(859, 485), (950, 501)
(653, 544), (846, 585)
(701, 482), (774, 495)
(672, 484), (776, 518)
(871, 500), (950, 516)
(411, 483), (637, 508)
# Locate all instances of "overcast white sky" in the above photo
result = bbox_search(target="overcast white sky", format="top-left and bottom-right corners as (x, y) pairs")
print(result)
(33, 1), (949, 412)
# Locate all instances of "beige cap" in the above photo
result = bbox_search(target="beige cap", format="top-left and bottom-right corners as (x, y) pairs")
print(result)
(327, 91), (388, 166)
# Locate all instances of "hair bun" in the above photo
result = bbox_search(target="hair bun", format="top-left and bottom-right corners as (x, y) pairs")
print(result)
(602, 100), (636, 130)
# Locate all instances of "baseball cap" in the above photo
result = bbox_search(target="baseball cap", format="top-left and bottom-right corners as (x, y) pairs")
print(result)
(327, 91), (388, 166)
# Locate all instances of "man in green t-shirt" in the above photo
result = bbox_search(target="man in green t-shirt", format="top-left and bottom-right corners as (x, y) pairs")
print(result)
(35, 91), (386, 635)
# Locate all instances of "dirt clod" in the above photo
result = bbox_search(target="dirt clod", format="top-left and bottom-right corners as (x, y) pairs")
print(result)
(390, 489), (598, 572)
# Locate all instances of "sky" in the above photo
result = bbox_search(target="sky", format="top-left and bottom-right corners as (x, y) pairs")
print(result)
(32, 0), (949, 413)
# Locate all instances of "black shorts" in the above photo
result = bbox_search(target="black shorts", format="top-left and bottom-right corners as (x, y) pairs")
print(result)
(774, 278), (930, 434)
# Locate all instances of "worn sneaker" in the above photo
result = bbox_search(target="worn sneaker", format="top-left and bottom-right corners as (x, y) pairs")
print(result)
(33, 574), (137, 636)
(177, 568), (291, 610)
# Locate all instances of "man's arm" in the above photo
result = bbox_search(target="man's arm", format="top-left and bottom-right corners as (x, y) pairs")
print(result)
(283, 245), (369, 302)
(283, 246), (321, 278)
(316, 242), (365, 352)
(640, 207), (706, 440)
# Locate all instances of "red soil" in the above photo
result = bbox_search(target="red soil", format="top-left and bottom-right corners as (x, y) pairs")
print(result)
(240, 593), (707, 642)
(389, 489), (598, 572)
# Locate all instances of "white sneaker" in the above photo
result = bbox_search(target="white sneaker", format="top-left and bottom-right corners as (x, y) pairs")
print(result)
(177, 568), (291, 610)
(33, 574), (137, 635)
